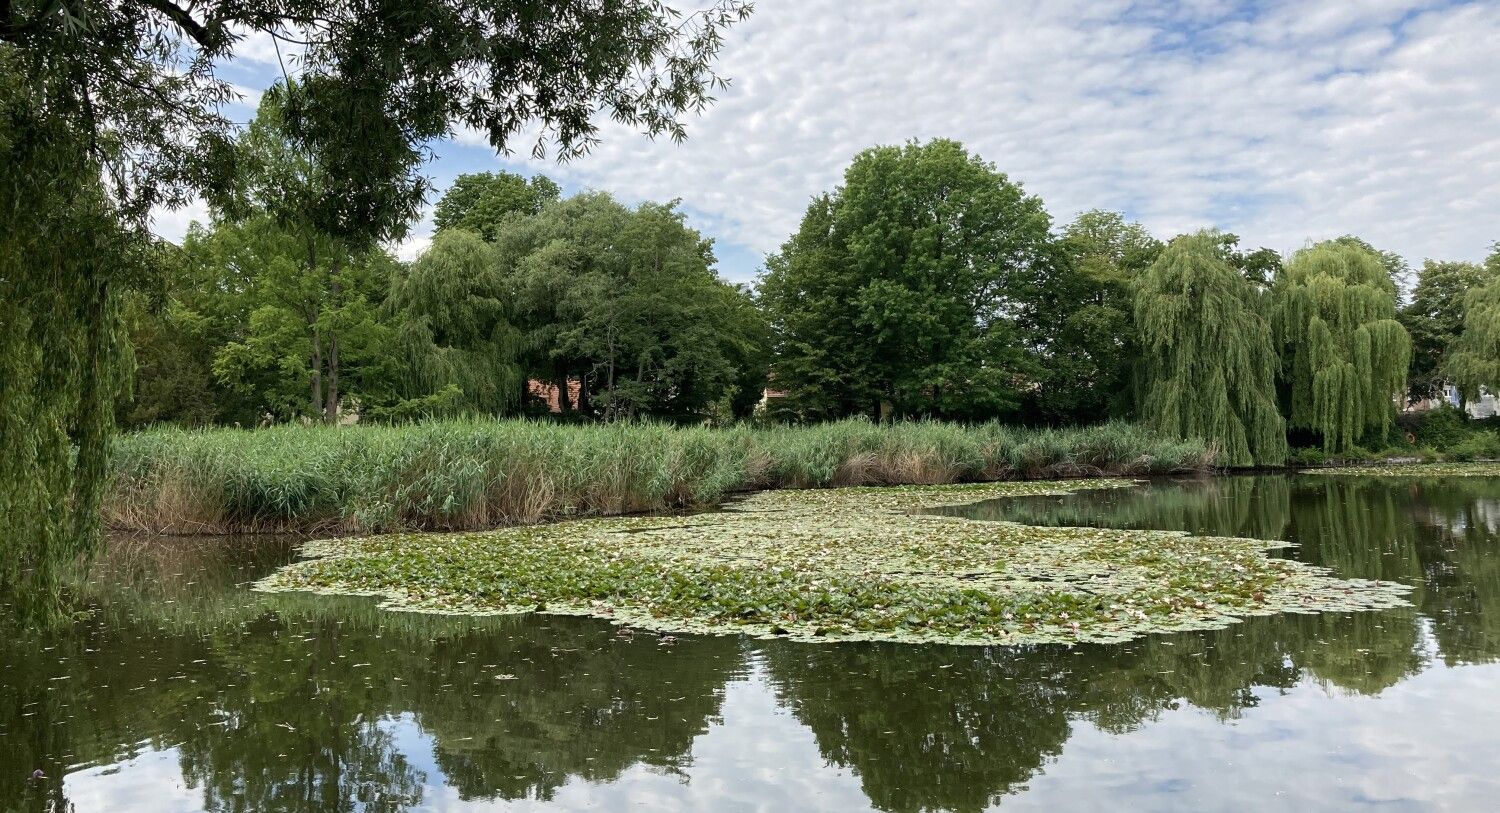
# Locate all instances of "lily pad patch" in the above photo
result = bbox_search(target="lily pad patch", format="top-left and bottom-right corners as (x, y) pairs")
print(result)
(255, 479), (1411, 646)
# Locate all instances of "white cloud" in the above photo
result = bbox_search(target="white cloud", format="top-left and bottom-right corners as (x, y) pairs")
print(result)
(475, 0), (1500, 276)
(153, 1), (1500, 283)
(151, 196), (209, 244)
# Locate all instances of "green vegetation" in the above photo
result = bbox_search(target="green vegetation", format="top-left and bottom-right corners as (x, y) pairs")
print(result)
(255, 478), (1409, 646)
(1305, 462), (1500, 477)
(106, 419), (1212, 534)
(488, 191), (768, 421)
(1026, 210), (1163, 423)
(757, 139), (1053, 421)
(1400, 259), (1492, 402)
(1133, 231), (1288, 467)
(5, 0), (1499, 621)
(1, 52), (145, 617)
(1, 0), (751, 612)
(1272, 239), (1411, 453)
(1442, 255), (1500, 405)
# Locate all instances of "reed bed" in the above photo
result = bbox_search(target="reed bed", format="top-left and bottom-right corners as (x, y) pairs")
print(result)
(105, 418), (1214, 535)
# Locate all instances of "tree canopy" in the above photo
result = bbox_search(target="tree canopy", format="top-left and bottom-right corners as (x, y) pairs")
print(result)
(433, 172), (562, 240)
(383, 230), (521, 418)
(1441, 246), (1500, 404)
(759, 139), (1053, 421)
(491, 192), (766, 421)
(1401, 259), (1491, 403)
(1022, 209), (1162, 423)
(1133, 231), (1287, 467)
(1271, 240), (1411, 453)
(1, 0), (751, 613)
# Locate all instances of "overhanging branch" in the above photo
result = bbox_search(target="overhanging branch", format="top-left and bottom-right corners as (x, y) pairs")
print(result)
(139, 0), (222, 51)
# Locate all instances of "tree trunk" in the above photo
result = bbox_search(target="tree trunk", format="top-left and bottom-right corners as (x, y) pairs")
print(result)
(325, 260), (342, 423)
(325, 332), (339, 422)
(577, 372), (591, 415)
(555, 363), (571, 412)
(310, 327), (323, 419)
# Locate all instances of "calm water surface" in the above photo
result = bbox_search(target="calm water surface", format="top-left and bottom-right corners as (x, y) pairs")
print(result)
(6, 474), (1500, 812)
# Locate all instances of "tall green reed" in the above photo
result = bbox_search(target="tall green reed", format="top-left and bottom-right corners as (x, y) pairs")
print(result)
(106, 418), (1214, 534)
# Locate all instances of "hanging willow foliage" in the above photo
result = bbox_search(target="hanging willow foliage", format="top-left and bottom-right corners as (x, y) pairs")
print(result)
(1133, 231), (1287, 467)
(383, 229), (523, 416)
(1442, 271), (1500, 403)
(1271, 241), (1411, 453)
(0, 61), (143, 619)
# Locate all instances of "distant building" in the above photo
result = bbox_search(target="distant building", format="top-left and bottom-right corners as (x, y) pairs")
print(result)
(528, 378), (582, 413)
(1406, 384), (1498, 419)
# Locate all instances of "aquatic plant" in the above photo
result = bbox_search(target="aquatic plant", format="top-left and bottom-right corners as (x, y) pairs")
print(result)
(256, 479), (1410, 647)
(1306, 462), (1500, 477)
(106, 419), (1213, 534)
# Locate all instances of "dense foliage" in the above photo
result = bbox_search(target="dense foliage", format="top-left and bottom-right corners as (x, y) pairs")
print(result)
(1271, 240), (1411, 453)
(107, 419), (1212, 534)
(1400, 260), (1491, 403)
(1442, 247), (1500, 405)
(759, 140), (1055, 421)
(0, 56), (144, 614)
(1, 0), (751, 613)
(4, 0), (1499, 626)
(488, 192), (768, 421)
(1133, 231), (1288, 467)
(1023, 210), (1163, 423)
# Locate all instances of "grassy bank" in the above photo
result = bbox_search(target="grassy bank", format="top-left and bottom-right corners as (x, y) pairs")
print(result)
(106, 418), (1214, 534)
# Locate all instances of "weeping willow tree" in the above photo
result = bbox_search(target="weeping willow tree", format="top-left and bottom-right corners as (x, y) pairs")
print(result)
(1271, 240), (1411, 453)
(1442, 269), (1500, 404)
(1134, 231), (1287, 467)
(0, 59), (144, 618)
(381, 230), (523, 417)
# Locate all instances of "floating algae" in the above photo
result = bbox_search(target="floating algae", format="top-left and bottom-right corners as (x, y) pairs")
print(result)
(1306, 462), (1500, 478)
(255, 479), (1411, 646)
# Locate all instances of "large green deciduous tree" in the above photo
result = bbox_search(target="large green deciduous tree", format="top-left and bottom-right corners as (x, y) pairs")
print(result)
(383, 229), (523, 417)
(1402, 259), (1492, 403)
(0, 0), (750, 612)
(491, 192), (765, 421)
(1271, 240), (1411, 453)
(1022, 210), (1162, 424)
(201, 218), (399, 422)
(1134, 231), (1287, 467)
(1441, 246), (1500, 404)
(433, 172), (562, 240)
(758, 139), (1052, 421)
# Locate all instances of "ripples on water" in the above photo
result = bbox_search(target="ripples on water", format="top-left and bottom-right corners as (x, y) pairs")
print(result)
(5, 474), (1500, 811)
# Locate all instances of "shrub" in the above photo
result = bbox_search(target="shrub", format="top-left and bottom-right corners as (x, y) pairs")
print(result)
(1288, 447), (1328, 467)
(1447, 432), (1500, 462)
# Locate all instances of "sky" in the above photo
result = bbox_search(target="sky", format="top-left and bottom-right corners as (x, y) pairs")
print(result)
(155, 0), (1500, 286)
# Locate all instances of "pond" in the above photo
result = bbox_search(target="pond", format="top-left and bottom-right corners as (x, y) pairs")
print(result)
(5, 472), (1500, 812)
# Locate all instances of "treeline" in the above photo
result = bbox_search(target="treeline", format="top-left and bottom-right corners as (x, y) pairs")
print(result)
(122, 119), (1500, 466)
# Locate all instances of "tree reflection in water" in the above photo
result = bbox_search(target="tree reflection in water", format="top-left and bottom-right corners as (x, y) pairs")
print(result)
(3, 472), (1500, 813)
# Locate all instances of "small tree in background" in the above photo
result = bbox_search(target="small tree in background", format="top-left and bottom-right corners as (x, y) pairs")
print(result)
(1134, 231), (1286, 467)
(1442, 245), (1500, 404)
(1401, 259), (1491, 403)
(1271, 240), (1410, 453)
(433, 172), (562, 240)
